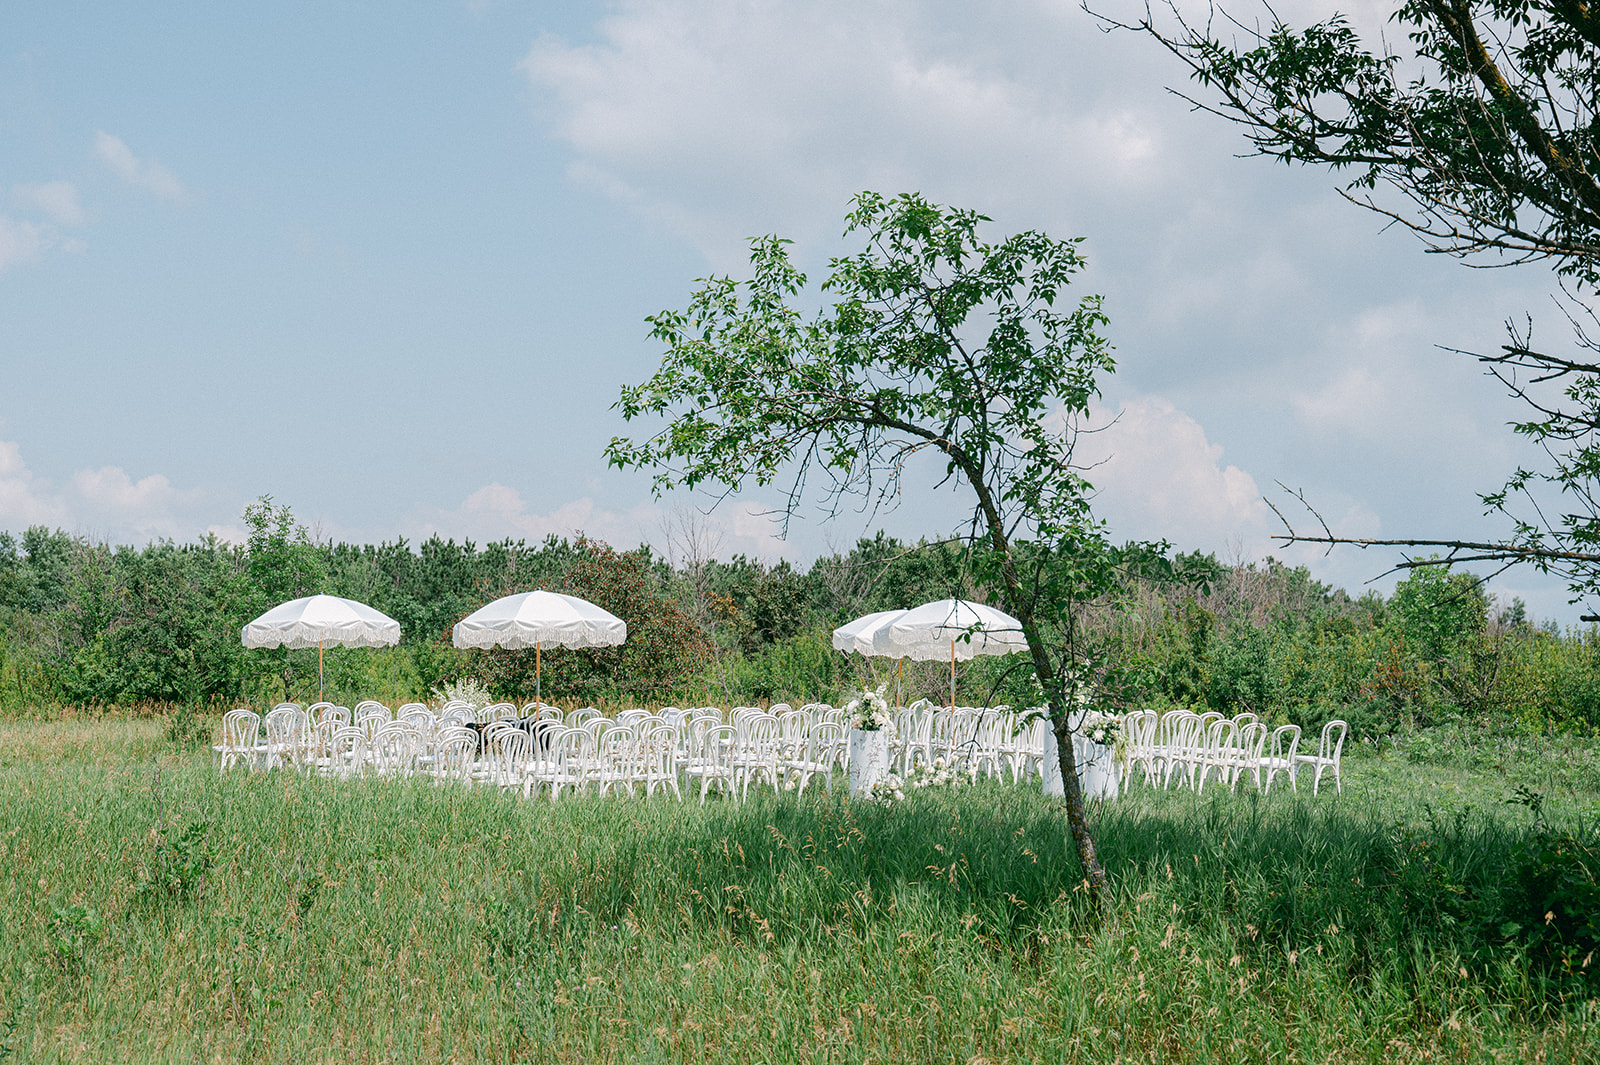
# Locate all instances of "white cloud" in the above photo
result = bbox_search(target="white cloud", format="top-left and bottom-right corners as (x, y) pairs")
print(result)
(1076, 396), (1275, 554)
(0, 439), (69, 528)
(93, 131), (186, 202)
(1287, 299), (1511, 463)
(0, 216), (50, 274)
(12, 181), (86, 226)
(71, 466), (201, 518)
(523, 0), (1179, 261)
(0, 437), (209, 542)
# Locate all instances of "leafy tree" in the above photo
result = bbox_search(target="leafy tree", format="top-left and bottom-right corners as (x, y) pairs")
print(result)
(239, 497), (327, 698)
(608, 191), (1136, 904)
(1114, 0), (1600, 605)
(464, 537), (713, 704)
(1390, 562), (1490, 663)
(242, 497), (326, 611)
(0, 527), (78, 616)
(57, 539), (247, 706)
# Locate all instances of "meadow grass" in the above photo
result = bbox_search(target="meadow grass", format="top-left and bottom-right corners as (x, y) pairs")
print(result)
(0, 719), (1596, 1063)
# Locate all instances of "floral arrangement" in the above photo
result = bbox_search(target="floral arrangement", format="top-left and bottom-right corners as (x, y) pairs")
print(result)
(1016, 661), (1126, 759)
(1077, 708), (1123, 750)
(865, 771), (906, 804)
(845, 684), (896, 736)
(430, 676), (494, 712)
(864, 756), (979, 805)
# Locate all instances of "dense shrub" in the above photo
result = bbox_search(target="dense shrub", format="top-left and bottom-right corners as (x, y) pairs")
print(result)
(5, 500), (1600, 730)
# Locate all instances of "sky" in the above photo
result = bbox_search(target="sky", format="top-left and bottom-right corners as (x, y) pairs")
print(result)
(0, 0), (1583, 622)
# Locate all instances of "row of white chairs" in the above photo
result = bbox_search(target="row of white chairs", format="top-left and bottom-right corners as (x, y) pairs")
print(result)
(213, 703), (852, 803)
(214, 701), (1347, 799)
(1121, 710), (1347, 795)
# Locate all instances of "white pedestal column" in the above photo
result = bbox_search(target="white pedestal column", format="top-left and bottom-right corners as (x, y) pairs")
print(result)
(848, 728), (891, 797)
(1042, 731), (1120, 800)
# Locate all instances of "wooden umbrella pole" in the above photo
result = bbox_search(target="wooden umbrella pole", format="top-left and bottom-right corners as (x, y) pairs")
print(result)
(896, 657), (903, 709)
(950, 639), (956, 710)
(536, 640), (542, 706)
(318, 640), (324, 701)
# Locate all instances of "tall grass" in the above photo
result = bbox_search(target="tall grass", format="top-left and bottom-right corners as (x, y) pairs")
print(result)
(1, 724), (1595, 1062)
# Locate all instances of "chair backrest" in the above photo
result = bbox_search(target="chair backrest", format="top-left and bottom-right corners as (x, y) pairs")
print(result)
(544, 727), (590, 777)
(482, 702), (517, 722)
(320, 704), (351, 728)
(397, 702), (430, 716)
(433, 732), (478, 782)
(807, 721), (844, 763)
(1170, 712), (1203, 751)
(730, 706), (765, 728)
(354, 700), (391, 720)
(371, 723), (418, 772)
(222, 709), (259, 747)
(777, 710), (810, 744)
(1155, 710), (1187, 748)
(437, 725), (480, 748)
(482, 720), (521, 745)
(357, 711), (389, 743)
(639, 723), (676, 775)
(1203, 717), (1237, 755)
(1268, 723), (1301, 762)
(265, 706), (305, 745)
(736, 714), (779, 754)
(329, 726), (366, 775)
(1238, 721), (1268, 760)
(536, 705), (565, 721)
(596, 724), (640, 778)
(489, 729), (531, 777)
(1319, 719), (1348, 760)
(702, 725), (737, 771)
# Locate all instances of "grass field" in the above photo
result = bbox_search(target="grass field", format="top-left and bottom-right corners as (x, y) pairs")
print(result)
(1, 717), (1597, 1063)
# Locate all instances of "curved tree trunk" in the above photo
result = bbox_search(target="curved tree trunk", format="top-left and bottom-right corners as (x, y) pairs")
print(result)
(1048, 701), (1107, 905)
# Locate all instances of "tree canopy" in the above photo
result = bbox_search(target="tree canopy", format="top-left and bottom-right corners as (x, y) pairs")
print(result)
(609, 190), (1143, 900)
(1116, 0), (1600, 604)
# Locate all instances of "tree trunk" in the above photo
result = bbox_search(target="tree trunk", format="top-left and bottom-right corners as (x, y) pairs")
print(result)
(1050, 704), (1108, 906)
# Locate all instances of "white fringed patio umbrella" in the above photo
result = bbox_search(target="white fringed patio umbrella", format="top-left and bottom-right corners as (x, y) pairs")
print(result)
(831, 609), (908, 656)
(451, 590), (627, 703)
(882, 598), (1028, 708)
(832, 608), (910, 706)
(242, 594), (402, 700)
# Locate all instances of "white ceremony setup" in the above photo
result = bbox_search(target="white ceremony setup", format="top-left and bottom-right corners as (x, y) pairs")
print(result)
(221, 593), (1348, 802)
(212, 696), (1349, 803)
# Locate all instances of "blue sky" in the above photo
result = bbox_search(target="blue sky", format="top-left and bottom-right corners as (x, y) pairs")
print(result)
(0, 1), (1581, 622)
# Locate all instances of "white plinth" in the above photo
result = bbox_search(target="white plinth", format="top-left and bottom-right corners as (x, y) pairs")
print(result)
(848, 728), (891, 797)
(1042, 732), (1120, 801)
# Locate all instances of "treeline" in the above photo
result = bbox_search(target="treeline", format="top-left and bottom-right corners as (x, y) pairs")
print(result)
(2, 498), (1598, 735)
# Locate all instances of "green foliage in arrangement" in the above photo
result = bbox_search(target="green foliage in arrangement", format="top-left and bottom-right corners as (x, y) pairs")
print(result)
(1, 720), (1597, 1060)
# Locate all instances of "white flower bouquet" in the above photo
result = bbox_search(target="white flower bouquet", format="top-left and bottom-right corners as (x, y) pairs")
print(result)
(1078, 708), (1123, 750)
(845, 684), (896, 737)
(431, 676), (494, 712)
(863, 756), (979, 805)
(865, 771), (905, 804)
